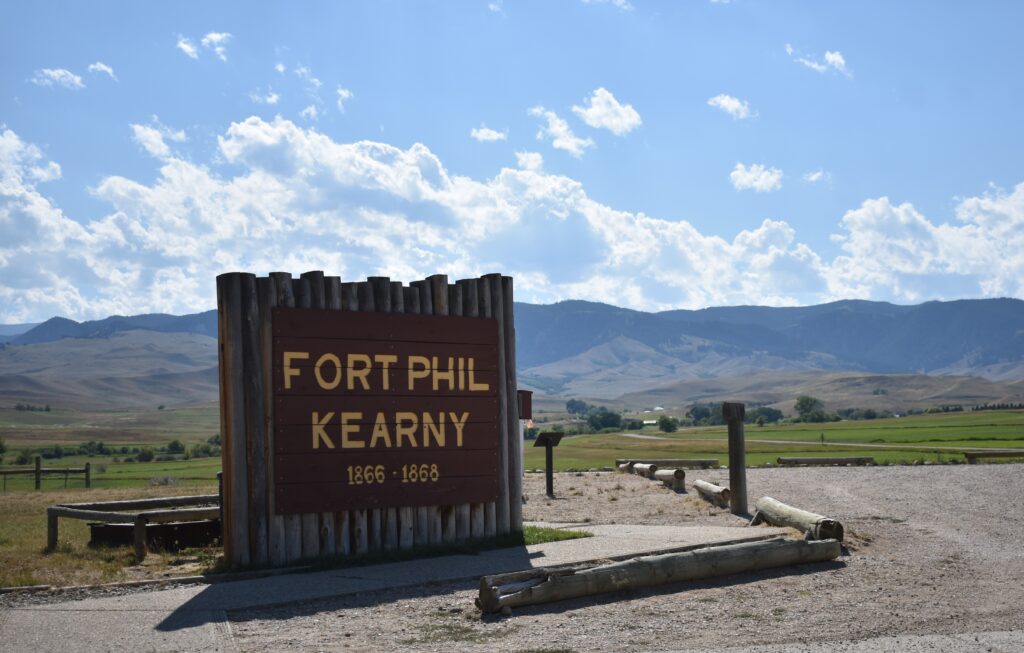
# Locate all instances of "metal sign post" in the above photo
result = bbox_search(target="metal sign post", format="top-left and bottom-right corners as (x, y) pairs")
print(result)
(534, 432), (563, 498)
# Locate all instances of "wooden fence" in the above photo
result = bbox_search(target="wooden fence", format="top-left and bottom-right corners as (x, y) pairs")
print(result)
(0, 456), (91, 491)
(217, 271), (523, 568)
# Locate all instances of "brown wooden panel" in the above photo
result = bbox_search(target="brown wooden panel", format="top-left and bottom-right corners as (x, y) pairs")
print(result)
(274, 420), (499, 453)
(275, 449), (498, 484)
(273, 307), (498, 344)
(276, 475), (499, 513)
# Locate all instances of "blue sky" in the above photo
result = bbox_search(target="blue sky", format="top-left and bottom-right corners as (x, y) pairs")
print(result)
(2, 1), (1023, 322)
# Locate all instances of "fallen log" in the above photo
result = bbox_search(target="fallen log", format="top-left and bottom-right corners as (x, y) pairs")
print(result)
(617, 462), (634, 473)
(693, 480), (730, 507)
(751, 496), (844, 542)
(477, 537), (841, 613)
(615, 458), (718, 469)
(632, 463), (657, 478)
(653, 469), (685, 490)
(777, 457), (874, 466)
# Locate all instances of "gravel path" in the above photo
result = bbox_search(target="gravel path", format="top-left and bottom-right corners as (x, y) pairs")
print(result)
(227, 464), (1024, 652)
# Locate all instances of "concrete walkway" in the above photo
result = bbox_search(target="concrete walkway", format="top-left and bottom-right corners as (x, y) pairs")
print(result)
(0, 523), (782, 653)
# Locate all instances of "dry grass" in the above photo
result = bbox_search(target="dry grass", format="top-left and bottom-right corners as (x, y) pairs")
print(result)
(0, 484), (219, 588)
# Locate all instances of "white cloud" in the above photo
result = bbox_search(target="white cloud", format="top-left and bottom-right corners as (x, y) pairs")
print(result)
(707, 94), (755, 120)
(581, 0), (634, 11)
(572, 88), (642, 136)
(336, 87), (354, 112)
(529, 106), (595, 157)
(488, 1), (503, 12)
(30, 68), (84, 90)
(274, 62), (286, 74)
(5, 118), (1024, 322)
(803, 170), (829, 184)
(176, 36), (199, 59)
(201, 32), (232, 61)
(300, 105), (319, 121)
(249, 88), (280, 105)
(788, 45), (851, 76)
(730, 163), (783, 192)
(470, 125), (508, 142)
(294, 66), (321, 89)
(130, 119), (186, 159)
(515, 151), (543, 171)
(87, 62), (117, 81)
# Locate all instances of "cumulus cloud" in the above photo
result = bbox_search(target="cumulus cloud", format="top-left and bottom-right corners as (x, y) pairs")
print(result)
(581, 0), (634, 11)
(803, 169), (830, 184)
(336, 87), (353, 112)
(249, 88), (280, 105)
(300, 105), (319, 121)
(730, 163), (783, 192)
(787, 44), (851, 76)
(274, 62), (286, 74)
(4, 118), (1024, 322)
(707, 94), (755, 120)
(87, 62), (117, 80)
(572, 88), (642, 135)
(176, 36), (199, 59)
(201, 32), (232, 61)
(470, 126), (507, 142)
(529, 106), (594, 157)
(31, 68), (84, 90)
(130, 118), (186, 159)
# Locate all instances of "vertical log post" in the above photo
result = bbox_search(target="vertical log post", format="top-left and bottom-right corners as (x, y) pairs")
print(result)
(370, 276), (400, 552)
(34, 456), (41, 490)
(411, 278), (442, 545)
(502, 276), (522, 531)
(429, 274), (457, 544)
(46, 507), (58, 551)
(449, 282), (472, 542)
(133, 515), (148, 562)
(342, 282), (369, 555)
(325, 276), (351, 558)
(478, 279), (498, 538)
(392, 281), (415, 551)
(84, 462), (91, 489)
(293, 274), (322, 561)
(270, 272), (303, 562)
(486, 274), (511, 535)
(217, 273), (251, 567)
(258, 277), (287, 566)
(723, 401), (748, 515)
(459, 278), (486, 540)
(241, 273), (269, 566)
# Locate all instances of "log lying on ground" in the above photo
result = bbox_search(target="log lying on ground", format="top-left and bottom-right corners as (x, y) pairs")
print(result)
(653, 468), (685, 490)
(616, 458), (719, 469)
(477, 537), (841, 613)
(632, 463), (658, 478)
(751, 496), (844, 542)
(693, 480), (730, 507)
(777, 457), (875, 466)
(617, 462), (634, 473)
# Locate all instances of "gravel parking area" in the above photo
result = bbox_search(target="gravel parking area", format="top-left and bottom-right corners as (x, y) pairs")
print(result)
(227, 464), (1024, 652)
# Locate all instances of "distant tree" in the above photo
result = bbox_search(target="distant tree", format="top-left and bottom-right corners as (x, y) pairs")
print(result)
(167, 439), (186, 454)
(15, 450), (31, 465)
(157, 405), (165, 410)
(795, 395), (824, 419)
(0, 436), (6, 456)
(687, 405), (712, 423)
(137, 447), (155, 462)
(208, 434), (222, 446)
(657, 415), (679, 433)
(587, 409), (622, 430)
(863, 408), (878, 420)
(756, 416), (765, 427)
(565, 399), (590, 415)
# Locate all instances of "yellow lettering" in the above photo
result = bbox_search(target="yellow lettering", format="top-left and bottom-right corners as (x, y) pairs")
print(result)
(432, 356), (455, 391)
(422, 412), (445, 447)
(449, 411), (469, 447)
(468, 358), (489, 392)
(347, 354), (372, 390)
(375, 354), (398, 391)
(283, 351), (309, 390)
(341, 412), (364, 449)
(370, 412), (392, 448)
(458, 356), (466, 391)
(395, 411), (419, 447)
(314, 353), (342, 390)
(311, 411), (335, 449)
(408, 355), (430, 390)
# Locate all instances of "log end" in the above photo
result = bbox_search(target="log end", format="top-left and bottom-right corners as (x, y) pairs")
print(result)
(816, 519), (845, 543)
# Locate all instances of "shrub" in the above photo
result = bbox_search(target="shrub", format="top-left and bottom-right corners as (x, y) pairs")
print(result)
(137, 448), (155, 462)
(657, 415), (679, 433)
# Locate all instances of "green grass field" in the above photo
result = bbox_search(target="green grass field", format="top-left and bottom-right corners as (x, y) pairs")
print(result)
(524, 410), (1024, 470)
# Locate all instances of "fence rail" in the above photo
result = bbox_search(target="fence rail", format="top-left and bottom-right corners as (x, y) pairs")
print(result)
(0, 457), (91, 490)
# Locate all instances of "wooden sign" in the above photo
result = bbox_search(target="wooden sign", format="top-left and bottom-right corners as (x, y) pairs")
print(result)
(272, 307), (500, 513)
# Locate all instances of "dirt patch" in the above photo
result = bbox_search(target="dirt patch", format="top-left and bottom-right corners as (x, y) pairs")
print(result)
(227, 464), (1024, 651)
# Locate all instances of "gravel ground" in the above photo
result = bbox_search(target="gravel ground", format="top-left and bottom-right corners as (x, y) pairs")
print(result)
(227, 464), (1024, 652)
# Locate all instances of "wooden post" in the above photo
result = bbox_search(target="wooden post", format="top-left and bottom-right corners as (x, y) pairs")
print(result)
(411, 278), (442, 546)
(258, 277), (287, 566)
(723, 402), (747, 515)
(478, 278), (497, 538)
(271, 272), (303, 563)
(460, 278), (487, 540)
(34, 456), (41, 490)
(404, 283), (430, 549)
(485, 274), (511, 535)
(429, 274), (458, 545)
(342, 281), (369, 556)
(46, 507), (58, 551)
(84, 462), (91, 489)
(241, 273), (269, 566)
(502, 276), (523, 531)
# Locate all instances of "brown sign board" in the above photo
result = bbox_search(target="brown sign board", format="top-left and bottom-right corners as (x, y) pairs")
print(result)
(272, 307), (500, 514)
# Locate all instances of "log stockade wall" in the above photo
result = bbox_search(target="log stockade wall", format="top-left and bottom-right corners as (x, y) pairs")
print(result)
(217, 271), (523, 568)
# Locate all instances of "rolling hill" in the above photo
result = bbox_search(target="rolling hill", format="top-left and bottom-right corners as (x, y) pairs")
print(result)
(1, 297), (1023, 410)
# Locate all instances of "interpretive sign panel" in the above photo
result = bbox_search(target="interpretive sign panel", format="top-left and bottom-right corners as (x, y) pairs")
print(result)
(272, 307), (500, 514)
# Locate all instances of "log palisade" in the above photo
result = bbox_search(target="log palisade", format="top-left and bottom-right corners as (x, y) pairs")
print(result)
(217, 271), (523, 568)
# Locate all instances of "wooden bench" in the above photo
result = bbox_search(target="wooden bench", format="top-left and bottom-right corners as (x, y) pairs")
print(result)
(777, 456), (875, 466)
(963, 450), (1024, 464)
